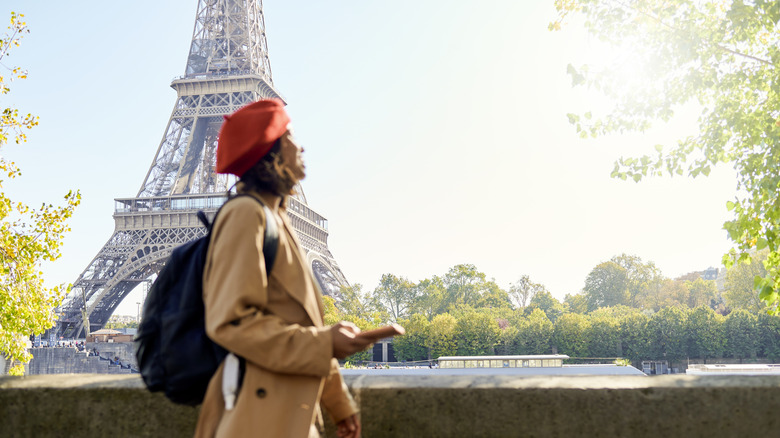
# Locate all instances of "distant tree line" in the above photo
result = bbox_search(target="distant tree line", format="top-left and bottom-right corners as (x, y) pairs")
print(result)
(324, 253), (780, 363)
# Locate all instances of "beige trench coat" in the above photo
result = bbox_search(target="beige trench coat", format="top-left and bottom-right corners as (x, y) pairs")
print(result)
(194, 192), (357, 438)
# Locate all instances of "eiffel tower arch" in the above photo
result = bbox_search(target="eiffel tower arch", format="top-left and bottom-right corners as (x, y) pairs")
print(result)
(56, 0), (349, 339)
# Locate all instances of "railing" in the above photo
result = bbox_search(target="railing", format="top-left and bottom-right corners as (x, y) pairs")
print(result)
(438, 354), (569, 369)
(288, 197), (328, 230)
(172, 70), (258, 82)
(114, 194), (228, 214)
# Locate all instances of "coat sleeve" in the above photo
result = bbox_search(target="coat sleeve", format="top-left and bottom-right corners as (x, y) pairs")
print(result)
(320, 358), (359, 423)
(203, 198), (333, 377)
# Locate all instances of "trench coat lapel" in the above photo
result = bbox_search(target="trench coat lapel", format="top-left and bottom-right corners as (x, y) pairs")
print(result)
(277, 211), (325, 327)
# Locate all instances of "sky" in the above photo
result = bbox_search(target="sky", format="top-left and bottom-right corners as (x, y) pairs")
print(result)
(3, 1), (737, 317)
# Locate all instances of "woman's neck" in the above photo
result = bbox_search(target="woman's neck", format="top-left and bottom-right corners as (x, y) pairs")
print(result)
(236, 182), (285, 211)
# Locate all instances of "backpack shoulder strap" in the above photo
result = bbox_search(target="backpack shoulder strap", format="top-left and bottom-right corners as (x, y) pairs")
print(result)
(210, 194), (279, 273)
(259, 202), (279, 273)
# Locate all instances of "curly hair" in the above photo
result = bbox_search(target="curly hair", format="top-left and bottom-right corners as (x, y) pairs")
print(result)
(238, 139), (299, 197)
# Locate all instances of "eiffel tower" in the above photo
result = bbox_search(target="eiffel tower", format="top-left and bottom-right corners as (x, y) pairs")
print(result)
(56, 0), (349, 339)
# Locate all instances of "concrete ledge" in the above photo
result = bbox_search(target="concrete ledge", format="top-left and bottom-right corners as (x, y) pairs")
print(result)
(3, 374), (780, 437)
(344, 374), (780, 437)
(0, 375), (197, 438)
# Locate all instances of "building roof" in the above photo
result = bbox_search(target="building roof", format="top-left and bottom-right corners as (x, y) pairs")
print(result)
(342, 364), (645, 376)
(438, 354), (570, 361)
(90, 329), (122, 335)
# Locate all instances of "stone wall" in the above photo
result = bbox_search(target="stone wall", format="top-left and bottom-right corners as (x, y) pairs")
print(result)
(83, 342), (137, 367)
(2, 373), (780, 437)
(23, 346), (136, 375)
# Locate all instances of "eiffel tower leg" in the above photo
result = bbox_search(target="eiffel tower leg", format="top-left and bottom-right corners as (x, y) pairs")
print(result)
(286, 195), (350, 297)
(57, 206), (216, 338)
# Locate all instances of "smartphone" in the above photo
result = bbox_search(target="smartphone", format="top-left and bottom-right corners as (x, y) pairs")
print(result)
(356, 323), (405, 341)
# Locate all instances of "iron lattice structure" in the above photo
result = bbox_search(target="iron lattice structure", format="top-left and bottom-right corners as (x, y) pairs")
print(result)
(56, 0), (349, 339)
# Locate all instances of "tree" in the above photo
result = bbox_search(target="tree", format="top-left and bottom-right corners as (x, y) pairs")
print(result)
(336, 283), (384, 321)
(392, 314), (430, 362)
(686, 305), (724, 360)
(411, 276), (446, 319)
(508, 275), (546, 308)
(553, 313), (591, 357)
(1, 13), (81, 375)
(526, 289), (565, 323)
(495, 319), (519, 356)
(372, 273), (416, 322)
(619, 311), (649, 362)
(639, 277), (688, 311)
(321, 295), (341, 326)
(723, 250), (768, 313)
(587, 309), (622, 357)
(686, 278), (718, 309)
(443, 264), (488, 309)
(660, 279), (690, 309)
(611, 254), (660, 307)
(453, 307), (500, 356)
(583, 261), (629, 311)
(517, 308), (553, 355)
(723, 308), (759, 360)
(564, 292), (588, 314)
(756, 313), (780, 361)
(552, 0), (780, 311)
(104, 320), (139, 330)
(426, 313), (458, 358)
(646, 307), (689, 361)
(473, 280), (513, 310)
(333, 284), (384, 363)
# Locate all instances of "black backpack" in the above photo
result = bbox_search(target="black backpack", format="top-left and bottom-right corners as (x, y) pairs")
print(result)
(134, 195), (279, 406)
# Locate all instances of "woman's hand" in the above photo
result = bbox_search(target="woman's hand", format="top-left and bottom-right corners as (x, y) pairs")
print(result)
(330, 321), (374, 359)
(336, 414), (361, 438)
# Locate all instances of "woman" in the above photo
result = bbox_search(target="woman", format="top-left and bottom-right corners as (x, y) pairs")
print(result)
(194, 99), (373, 438)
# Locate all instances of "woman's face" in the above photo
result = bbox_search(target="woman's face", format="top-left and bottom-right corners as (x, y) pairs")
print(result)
(278, 129), (306, 181)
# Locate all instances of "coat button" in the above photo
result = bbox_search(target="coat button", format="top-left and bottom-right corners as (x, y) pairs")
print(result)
(256, 388), (267, 398)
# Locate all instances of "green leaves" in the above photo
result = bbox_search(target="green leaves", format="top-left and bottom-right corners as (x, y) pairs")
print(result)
(555, 0), (780, 312)
(0, 13), (81, 375)
(566, 63), (586, 86)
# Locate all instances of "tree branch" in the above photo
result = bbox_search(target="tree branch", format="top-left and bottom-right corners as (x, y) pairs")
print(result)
(611, 0), (775, 67)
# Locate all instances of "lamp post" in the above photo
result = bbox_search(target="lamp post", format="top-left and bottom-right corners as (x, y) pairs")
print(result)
(136, 302), (141, 323)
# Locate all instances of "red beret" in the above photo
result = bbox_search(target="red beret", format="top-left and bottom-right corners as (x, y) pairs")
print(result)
(216, 99), (291, 177)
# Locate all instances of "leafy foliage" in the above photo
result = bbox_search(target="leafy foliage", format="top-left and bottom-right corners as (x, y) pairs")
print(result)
(583, 261), (630, 311)
(442, 264), (488, 309)
(392, 314), (430, 361)
(426, 313), (458, 358)
(453, 306), (500, 356)
(516, 308), (553, 355)
(553, 313), (592, 357)
(619, 311), (649, 362)
(564, 292), (588, 314)
(0, 13), (81, 375)
(330, 255), (780, 365)
(686, 305), (724, 359)
(410, 276), (446, 319)
(552, 0), (780, 311)
(372, 273), (416, 322)
(646, 306), (688, 361)
(327, 287), (382, 363)
(723, 308), (759, 359)
(509, 275), (546, 308)
(685, 278), (718, 309)
(526, 289), (565, 322)
(723, 250), (768, 313)
(587, 309), (622, 357)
